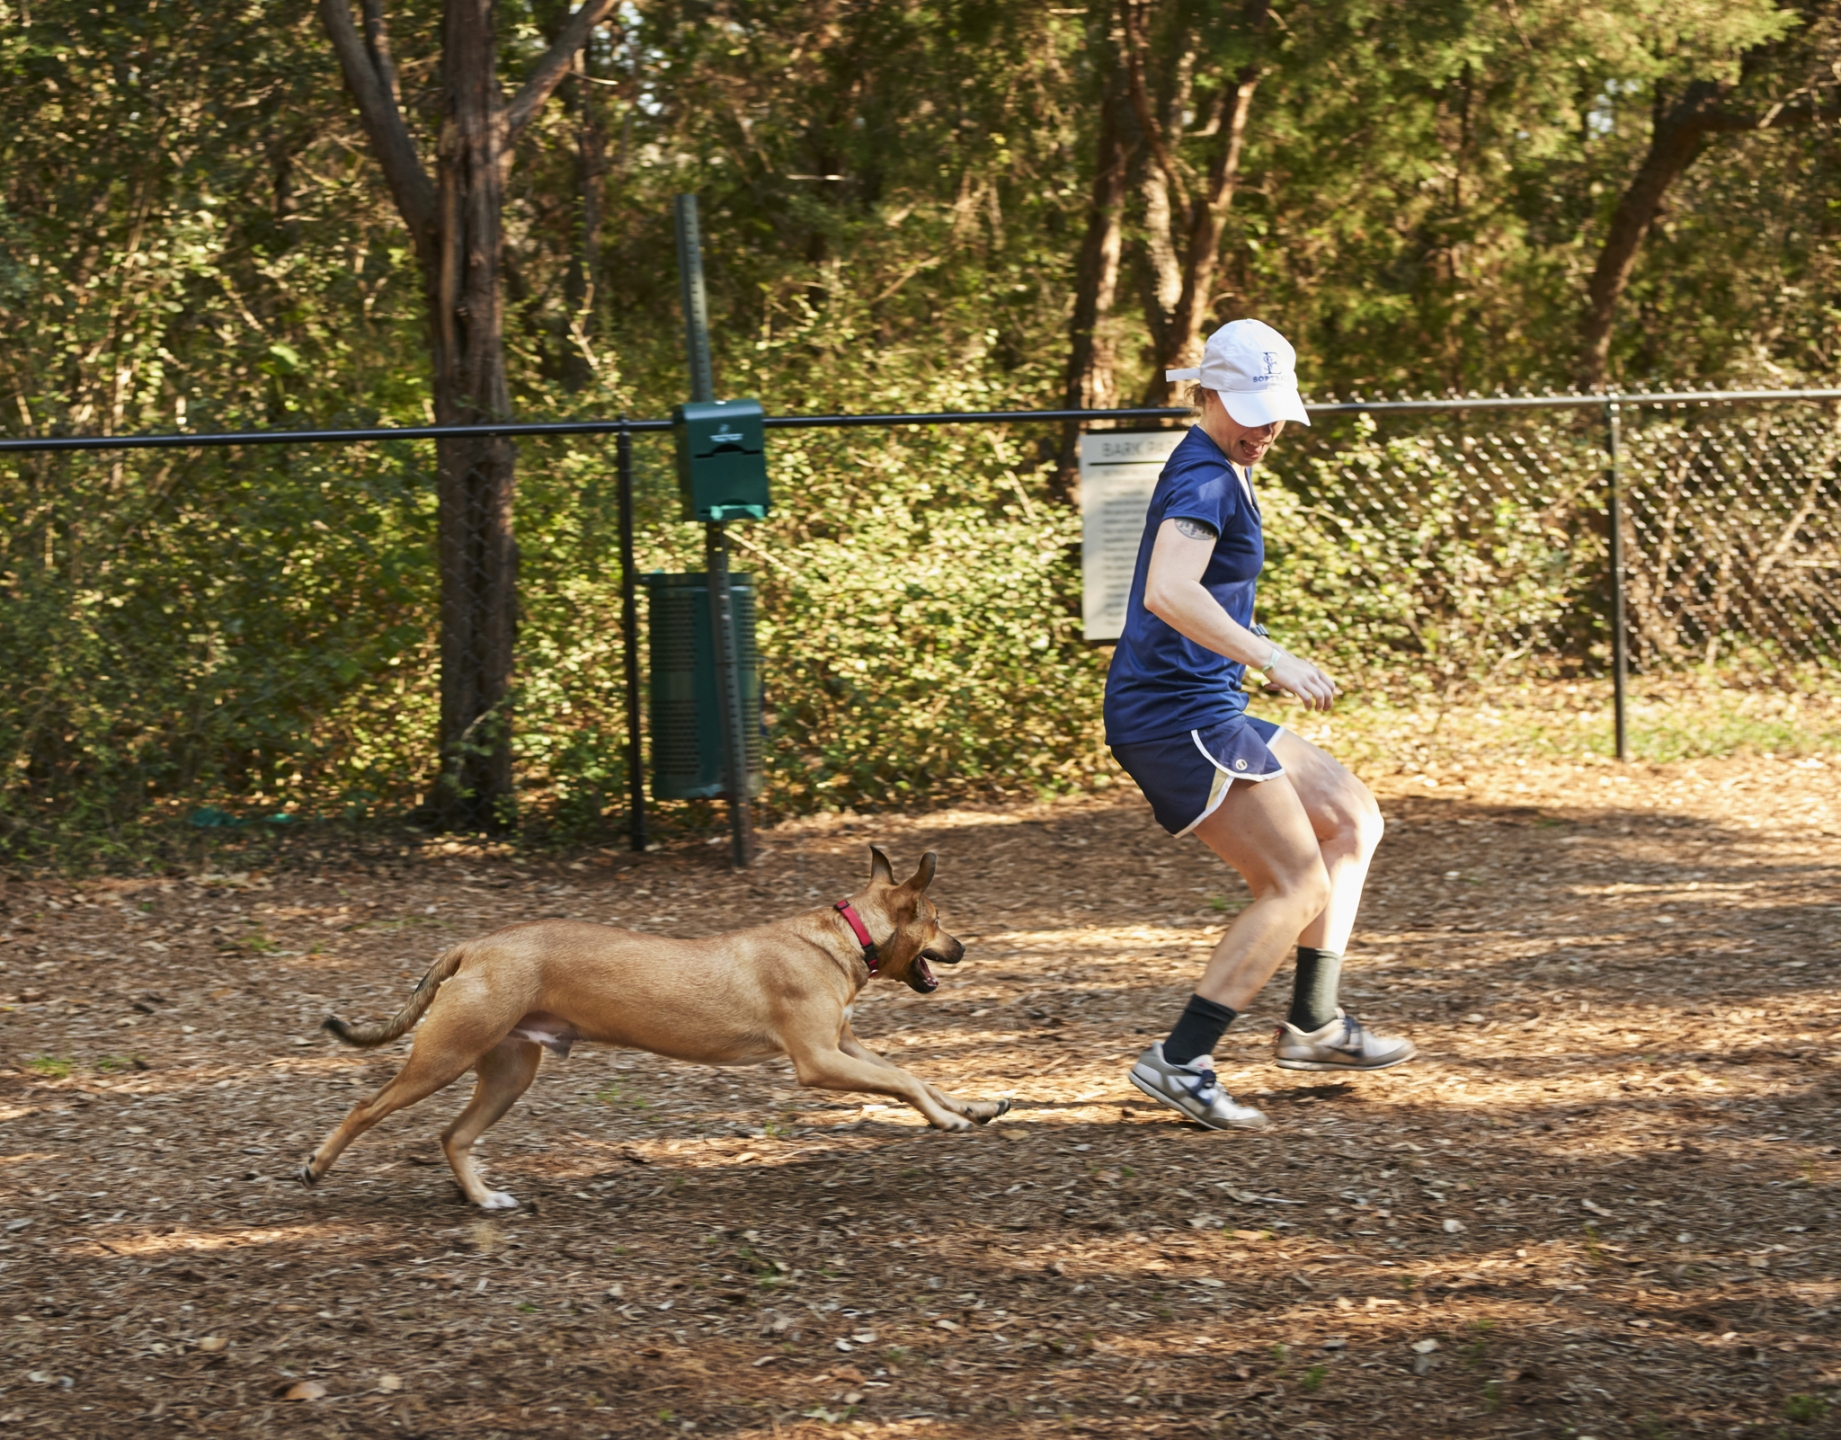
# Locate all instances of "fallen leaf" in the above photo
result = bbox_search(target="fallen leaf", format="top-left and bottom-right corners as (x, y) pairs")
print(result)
(936, 1318), (961, 1332)
(376, 1375), (402, 1392)
(196, 1336), (228, 1353)
(1412, 1339), (1440, 1354)
(283, 1380), (328, 1402)
(1443, 1218), (1466, 1233)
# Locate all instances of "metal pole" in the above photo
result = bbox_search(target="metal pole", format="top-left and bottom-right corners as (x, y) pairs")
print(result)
(705, 523), (756, 869)
(1606, 399), (1629, 763)
(674, 193), (754, 869)
(674, 195), (716, 407)
(617, 421), (647, 852)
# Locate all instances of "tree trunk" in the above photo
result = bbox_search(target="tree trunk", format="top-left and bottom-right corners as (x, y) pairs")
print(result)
(1123, 0), (1270, 407)
(1150, 66), (1260, 400)
(319, 0), (615, 829)
(426, 0), (518, 829)
(1057, 55), (1132, 497)
(1575, 82), (1721, 393)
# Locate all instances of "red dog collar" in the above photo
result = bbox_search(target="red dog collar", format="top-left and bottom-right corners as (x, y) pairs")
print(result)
(833, 900), (880, 976)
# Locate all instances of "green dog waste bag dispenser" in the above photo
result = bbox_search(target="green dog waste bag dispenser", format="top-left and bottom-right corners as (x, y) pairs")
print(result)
(647, 397), (770, 803)
(673, 398), (769, 522)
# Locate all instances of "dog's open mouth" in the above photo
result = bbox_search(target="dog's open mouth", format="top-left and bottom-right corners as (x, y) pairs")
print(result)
(906, 956), (940, 994)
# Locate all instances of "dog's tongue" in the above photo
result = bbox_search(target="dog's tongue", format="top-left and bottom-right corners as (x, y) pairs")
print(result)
(914, 957), (937, 989)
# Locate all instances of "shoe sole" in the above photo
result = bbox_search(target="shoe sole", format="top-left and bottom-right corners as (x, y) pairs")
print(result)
(1274, 1049), (1418, 1073)
(1128, 1070), (1270, 1130)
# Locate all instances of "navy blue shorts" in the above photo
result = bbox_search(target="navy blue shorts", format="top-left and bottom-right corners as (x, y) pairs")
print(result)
(1110, 714), (1286, 837)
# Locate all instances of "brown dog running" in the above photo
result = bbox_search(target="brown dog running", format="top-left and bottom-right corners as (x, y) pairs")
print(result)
(295, 846), (1008, 1210)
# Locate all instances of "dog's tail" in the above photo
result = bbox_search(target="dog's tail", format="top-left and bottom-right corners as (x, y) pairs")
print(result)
(321, 944), (471, 1048)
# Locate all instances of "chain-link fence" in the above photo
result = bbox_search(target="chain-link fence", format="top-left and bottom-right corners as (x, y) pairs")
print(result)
(1260, 390), (1841, 694)
(0, 389), (1835, 856)
(1618, 399), (1841, 671)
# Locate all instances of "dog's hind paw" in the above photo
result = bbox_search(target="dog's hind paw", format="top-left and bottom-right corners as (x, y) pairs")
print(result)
(478, 1190), (520, 1212)
(294, 1163), (318, 1189)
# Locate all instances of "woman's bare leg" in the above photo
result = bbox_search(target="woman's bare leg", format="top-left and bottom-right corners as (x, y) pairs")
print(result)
(1255, 728), (1416, 1067)
(1189, 773), (1331, 1011)
(1268, 729), (1385, 953)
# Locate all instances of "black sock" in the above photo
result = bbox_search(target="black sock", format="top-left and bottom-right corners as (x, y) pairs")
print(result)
(1163, 994), (1238, 1067)
(1289, 946), (1344, 1032)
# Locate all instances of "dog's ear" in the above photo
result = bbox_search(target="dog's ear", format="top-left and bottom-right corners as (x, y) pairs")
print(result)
(906, 851), (937, 893)
(868, 845), (896, 884)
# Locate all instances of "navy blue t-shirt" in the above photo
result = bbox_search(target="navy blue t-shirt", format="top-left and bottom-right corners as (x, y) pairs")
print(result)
(1103, 425), (1264, 745)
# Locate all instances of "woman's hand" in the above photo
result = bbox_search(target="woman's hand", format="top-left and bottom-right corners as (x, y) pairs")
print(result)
(1262, 649), (1339, 712)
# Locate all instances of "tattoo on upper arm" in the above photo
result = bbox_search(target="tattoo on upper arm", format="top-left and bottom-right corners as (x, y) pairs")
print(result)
(1173, 516), (1219, 542)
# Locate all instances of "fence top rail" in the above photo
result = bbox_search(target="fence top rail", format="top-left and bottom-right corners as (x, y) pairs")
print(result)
(1, 388), (1837, 455)
(1305, 387), (1841, 416)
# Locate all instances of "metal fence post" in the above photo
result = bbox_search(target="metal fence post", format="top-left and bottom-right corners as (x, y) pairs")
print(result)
(617, 419), (647, 852)
(675, 193), (755, 870)
(704, 522), (756, 869)
(1606, 398), (1629, 762)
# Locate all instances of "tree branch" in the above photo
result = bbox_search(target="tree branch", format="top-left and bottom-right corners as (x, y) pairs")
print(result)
(1700, 94), (1841, 132)
(318, 0), (436, 246)
(360, 0), (405, 112)
(1118, 0), (1190, 213)
(1577, 80), (1839, 388)
(505, 0), (621, 147)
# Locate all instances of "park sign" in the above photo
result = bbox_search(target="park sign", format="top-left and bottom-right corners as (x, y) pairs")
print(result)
(1078, 429), (1185, 642)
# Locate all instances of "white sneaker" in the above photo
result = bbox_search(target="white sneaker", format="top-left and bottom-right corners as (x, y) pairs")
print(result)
(1129, 1044), (1270, 1130)
(1274, 1009), (1417, 1072)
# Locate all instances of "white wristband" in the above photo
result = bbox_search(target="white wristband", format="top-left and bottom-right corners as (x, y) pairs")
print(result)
(1260, 643), (1281, 674)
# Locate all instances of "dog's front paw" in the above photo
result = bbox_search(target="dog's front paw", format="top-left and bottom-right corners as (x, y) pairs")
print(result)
(970, 1098), (1012, 1124)
(934, 1114), (974, 1133)
(478, 1190), (520, 1212)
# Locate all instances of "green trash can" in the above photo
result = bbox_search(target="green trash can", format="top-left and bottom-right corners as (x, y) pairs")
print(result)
(641, 572), (764, 801)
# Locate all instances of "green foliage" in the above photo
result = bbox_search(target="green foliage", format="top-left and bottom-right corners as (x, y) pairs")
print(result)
(0, 0), (1835, 858)
(1785, 1393), (1831, 1424)
(1260, 412), (1606, 688)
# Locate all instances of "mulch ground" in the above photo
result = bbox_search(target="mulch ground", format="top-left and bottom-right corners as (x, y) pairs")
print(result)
(0, 754), (1837, 1438)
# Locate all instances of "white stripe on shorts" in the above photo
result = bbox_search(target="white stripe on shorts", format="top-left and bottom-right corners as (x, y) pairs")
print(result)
(1174, 726), (1286, 838)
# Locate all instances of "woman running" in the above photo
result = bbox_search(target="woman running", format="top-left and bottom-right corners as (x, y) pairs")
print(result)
(1107, 319), (1417, 1130)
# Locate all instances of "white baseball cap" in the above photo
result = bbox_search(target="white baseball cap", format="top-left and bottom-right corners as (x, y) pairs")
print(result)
(1165, 318), (1311, 428)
